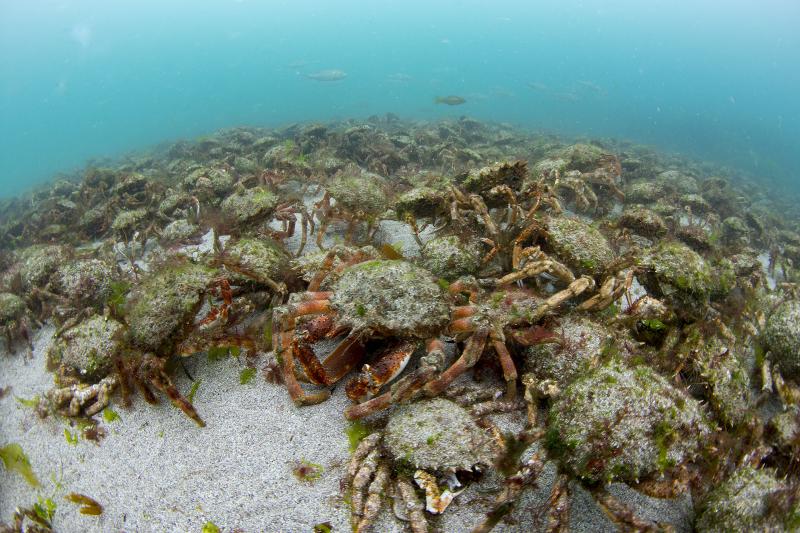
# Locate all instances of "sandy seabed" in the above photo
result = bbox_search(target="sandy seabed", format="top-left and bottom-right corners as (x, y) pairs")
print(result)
(0, 324), (693, 533)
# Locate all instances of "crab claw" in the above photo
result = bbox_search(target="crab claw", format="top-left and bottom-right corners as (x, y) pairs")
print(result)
(345, 340), (417, 402)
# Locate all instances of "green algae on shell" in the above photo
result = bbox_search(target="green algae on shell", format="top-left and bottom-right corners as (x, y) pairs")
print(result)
(125, 262), (219, 352)
(327, 174), (387, 216)
(523, 314), (614, 388)
(547, 359), (710, 483)
(111, 208), (148, 234)
(618, 205), (668, 239)
(161, 219), (200, 243)
(384, 398), (499, 472)
(220, 186), (279, 225)
(695, 465), (799, 532)
(18, 244), (72, 291)
(222, 236), (291, 285)
(641, 240), (713, 311)
(52, 258), (117, 309)
(544, 216), (615, 277)
(330, 260), (449, 338)
(46, 315), (125, 383)
(762, 299), (800, 379)
(720, 216), (750, 248)
(677, 324), (752, 427)
(420, 235), (482, 280)
(769, 406), (800, 452)
(0, 292), (26, 325)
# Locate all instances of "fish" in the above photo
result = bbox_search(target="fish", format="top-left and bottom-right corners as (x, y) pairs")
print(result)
(576, 80), (604, 94)
(527, 82), (549, 92)
(434, 95), (466, 106)
(552, 91), (580, 102)
(304, 69), (348, 82)
(387, 73), (413, 83)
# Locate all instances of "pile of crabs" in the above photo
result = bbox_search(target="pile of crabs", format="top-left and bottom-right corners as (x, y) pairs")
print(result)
(1, 115), (800, 531)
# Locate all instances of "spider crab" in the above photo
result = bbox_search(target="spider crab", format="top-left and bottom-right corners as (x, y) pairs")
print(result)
(273, 247), (609, 420)
(474, 359), (712, 532)
(0, 292), (37, 353)
(272, 252), (451, 410)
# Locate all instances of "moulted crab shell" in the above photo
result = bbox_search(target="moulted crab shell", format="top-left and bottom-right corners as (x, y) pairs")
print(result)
(457, 160), (528, 194)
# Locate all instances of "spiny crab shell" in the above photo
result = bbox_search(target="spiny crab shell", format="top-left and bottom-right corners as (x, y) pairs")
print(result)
(547, 359), (712, 484)
(328, 259), (450, 339)
(384, 397), (500, 473)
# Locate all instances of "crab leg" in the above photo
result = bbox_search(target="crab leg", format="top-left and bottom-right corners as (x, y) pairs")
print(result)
(480, 238), (501, 265)
(348, 433), (381, 480)
(356, 463), (390, 532)
(579, 270), (633, 312)
(452, 305), (477, 320)
(397, 476), (429, 533)
(544, 474), (570, 532)
(273, 297), (334, 406)
(470, 452), (545, 533)
(351, 448), (380, 525)
(449, 316), (475, 333)
(315, 219), (330, 250)
(592, 488), (665, 532)
(527, 276), (595, 323)
(115, 357), (133, 407)
(270, 213), (296, 240)
(469, 194), (500, 241)
(278, 328), (331, 406)
(449, 279), (480, 302)
(309, 249), (339, 291)
(490, 328), (518, 399)
(139, 355), (205, 427)
(296, 210), (309, 257)
(424, 328), (489, 397)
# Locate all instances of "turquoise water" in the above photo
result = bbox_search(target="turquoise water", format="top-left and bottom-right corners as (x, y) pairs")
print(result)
(1, 0), (798, 197)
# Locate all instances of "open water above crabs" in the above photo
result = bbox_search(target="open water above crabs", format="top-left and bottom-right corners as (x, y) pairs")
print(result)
(1, 116), (799, 532)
